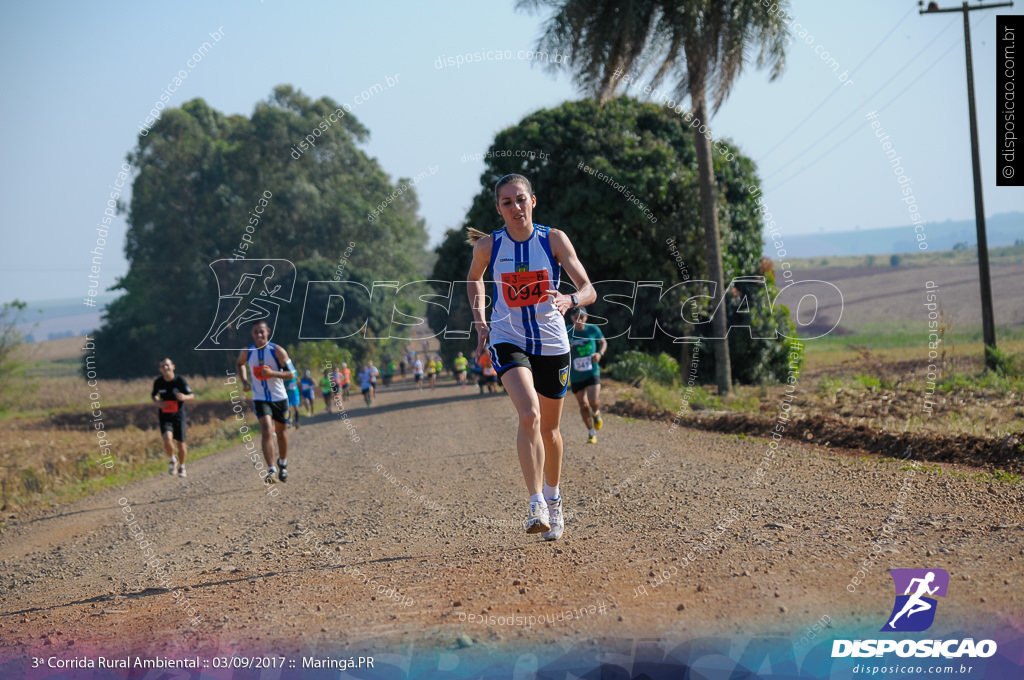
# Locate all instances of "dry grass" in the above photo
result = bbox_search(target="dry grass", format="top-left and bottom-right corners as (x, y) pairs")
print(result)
(788, 242), (1024, 270)
(803, 337), (1024, 373)
(3, 375), (235, 419)
(1, 341), (248, 510)
(0, 418), (240, 508)
(12, 335), (87, 362)
(624, 340), (1024, 441)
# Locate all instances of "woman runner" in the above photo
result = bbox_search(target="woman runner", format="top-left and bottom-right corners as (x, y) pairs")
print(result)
(467, 173), (596, 540)
(338, 363), (352, 400)
(454, 352), (469, 388)
(477, 350), (498, 393)
(426, 356), (438, 390)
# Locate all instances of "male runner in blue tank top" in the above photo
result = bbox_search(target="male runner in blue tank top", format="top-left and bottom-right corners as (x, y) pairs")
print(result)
(467, 173), (597, 541)
(236, 320), (296, 483)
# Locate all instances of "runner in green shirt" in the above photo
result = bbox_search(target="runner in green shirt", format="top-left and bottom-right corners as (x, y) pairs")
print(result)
(320, 370), (333, 413)
(427, 356), (444, 390)
(454, 352), (469, 388)
(568, 307), (607, 443)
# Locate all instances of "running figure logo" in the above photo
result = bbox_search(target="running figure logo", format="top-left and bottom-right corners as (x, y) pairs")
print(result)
(881, 568), (949, 632)
(196, 259), (296, 350)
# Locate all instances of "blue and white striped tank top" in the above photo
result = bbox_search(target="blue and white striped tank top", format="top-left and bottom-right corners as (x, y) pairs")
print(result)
(487, 224), (570, 356)
(247, 342), (288, 402)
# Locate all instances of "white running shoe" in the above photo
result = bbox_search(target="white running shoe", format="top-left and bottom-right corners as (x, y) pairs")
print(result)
(543, 497), (564, 541)
(168, 456), (178, 475)
(526, 501), (550, 534)
(177, 465), (187, 478)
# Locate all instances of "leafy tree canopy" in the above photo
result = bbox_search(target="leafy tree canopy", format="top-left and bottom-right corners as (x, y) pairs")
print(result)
(93, 86), (431, 378)
(430, 96), (796, 384)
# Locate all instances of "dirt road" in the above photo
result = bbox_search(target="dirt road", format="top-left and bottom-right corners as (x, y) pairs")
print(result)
(1, 378), (1022, 674)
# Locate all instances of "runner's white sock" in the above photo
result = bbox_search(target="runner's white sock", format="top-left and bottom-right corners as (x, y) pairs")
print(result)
(588, 428), (596, 437)
(543, 483), (559, 501)
(529, 493), (545, 506)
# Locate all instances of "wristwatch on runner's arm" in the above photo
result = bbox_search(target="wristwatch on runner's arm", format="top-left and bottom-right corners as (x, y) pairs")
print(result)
(570, 294), (579, 308)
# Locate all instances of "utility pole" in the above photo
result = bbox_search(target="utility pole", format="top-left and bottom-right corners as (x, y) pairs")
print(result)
(920, 0), (1011, 370)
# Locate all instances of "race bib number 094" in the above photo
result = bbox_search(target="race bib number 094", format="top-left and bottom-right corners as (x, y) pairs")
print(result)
(500, 270), (550, 308)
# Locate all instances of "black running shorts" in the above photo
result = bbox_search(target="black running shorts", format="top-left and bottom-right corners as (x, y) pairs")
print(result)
(159, 414), (187, 442)
(253, 399), (289, 424)
(571, 375), (600, 394)
(490, 343), (571, 400)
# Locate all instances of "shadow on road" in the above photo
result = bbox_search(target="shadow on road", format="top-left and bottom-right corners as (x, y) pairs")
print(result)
(315, 388), (506, 421)
(0, 557), (423, 618)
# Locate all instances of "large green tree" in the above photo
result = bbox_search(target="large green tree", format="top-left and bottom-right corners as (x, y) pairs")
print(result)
(94, 86), (430, 378)
(430, 97), (795, 384)
(518, 0), (790, 393)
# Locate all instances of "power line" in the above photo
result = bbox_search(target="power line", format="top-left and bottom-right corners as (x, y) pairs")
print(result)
(761, 13), (960, 182)
(757, 5), (916, 163)
(763, 15), (981, 194)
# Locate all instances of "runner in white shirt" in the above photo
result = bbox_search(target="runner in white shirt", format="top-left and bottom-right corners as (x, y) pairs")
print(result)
(467, 173), (597, 540)
(236, 320), (296, 483)
(412, 358), (424, 390)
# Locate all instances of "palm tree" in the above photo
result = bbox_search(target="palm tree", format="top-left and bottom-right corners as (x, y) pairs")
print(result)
(518, 0), (789, 394)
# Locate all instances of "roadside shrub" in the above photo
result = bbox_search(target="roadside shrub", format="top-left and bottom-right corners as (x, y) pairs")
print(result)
(610, 351), (680, 386)
(985, 346), (1020, 377)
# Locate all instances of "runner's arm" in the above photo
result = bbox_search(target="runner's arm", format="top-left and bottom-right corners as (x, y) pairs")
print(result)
(548, 229), (596, 314)
(176, 378), (195, 401)
(274, 345), (296, 381)
(467, 235), (492, 356)
(236, 350), (251, 391)
(594, 324), (608, 360)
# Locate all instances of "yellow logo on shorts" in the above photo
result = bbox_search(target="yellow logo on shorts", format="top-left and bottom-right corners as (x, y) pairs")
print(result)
(558, 365), (568, 387)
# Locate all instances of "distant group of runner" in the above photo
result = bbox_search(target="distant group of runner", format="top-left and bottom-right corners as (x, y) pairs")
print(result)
(150, 173), (607, 541)
(151, 329), (443, 484)
(403, 350), (500, 393)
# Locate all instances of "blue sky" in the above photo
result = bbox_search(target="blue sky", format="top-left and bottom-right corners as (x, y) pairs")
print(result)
(1, 0), (1022, 303)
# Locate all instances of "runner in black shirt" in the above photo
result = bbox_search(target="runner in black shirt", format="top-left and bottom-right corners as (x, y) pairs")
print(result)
(152, 358), (194, 477)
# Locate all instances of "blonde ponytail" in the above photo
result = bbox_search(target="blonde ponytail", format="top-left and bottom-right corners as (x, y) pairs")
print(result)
(466, 227), (488, 245)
